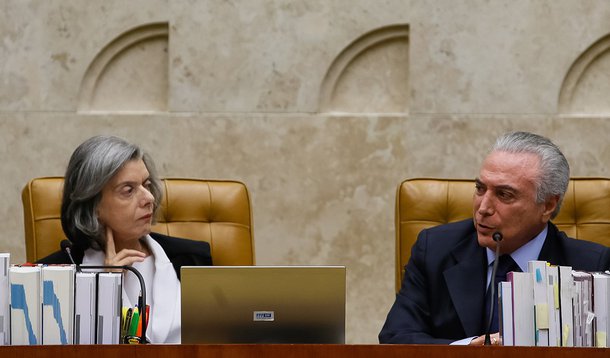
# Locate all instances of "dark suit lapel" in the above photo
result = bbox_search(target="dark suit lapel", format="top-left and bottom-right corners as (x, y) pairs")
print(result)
(443, 232), (488, 337)
(537, 222), (568, 265)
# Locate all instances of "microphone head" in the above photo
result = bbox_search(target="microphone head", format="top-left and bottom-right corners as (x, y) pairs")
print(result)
(492, 232), (503, 242)
(60, 239), (73, 252)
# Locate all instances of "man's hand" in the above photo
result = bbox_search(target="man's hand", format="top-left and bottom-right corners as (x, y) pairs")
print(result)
(469, 332), (502, 346)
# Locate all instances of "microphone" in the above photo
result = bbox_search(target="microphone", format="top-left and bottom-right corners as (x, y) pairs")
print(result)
(60, 240), (81, 272)
(484, 231), (503, 345)
(60, 239), (148, 344)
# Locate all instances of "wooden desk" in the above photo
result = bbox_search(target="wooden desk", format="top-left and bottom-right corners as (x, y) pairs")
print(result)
(1, 344), (608, 358)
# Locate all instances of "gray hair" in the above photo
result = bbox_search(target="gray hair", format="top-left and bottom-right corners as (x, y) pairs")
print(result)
(61, 135), (163, 250)
(491, 131), (570, 219)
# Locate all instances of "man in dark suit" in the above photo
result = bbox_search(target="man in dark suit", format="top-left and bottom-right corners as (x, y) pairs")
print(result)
(379, 131), (610, 345)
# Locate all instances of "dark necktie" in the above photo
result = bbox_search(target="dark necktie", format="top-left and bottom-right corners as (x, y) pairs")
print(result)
(484, 254), (521, 333)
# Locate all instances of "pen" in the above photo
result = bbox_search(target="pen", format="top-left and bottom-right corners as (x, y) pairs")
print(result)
(123, 308), (133, 338)
(144, 305), (150, 330)
(129, 308), (140, 337)
(136, 304), (151, 336)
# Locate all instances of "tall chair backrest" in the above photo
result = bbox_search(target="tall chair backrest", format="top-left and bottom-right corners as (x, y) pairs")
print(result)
(22, 177), (255, 265)
(395, 177), (610, 292)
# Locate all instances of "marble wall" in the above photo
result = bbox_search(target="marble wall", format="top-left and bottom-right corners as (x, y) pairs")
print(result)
(2, 0), (610, 343)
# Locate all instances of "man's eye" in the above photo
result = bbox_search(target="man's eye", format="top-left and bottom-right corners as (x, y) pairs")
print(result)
(498, 191), (513, 200)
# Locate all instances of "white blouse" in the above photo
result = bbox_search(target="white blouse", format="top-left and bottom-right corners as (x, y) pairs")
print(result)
(82, 234), (182, 343)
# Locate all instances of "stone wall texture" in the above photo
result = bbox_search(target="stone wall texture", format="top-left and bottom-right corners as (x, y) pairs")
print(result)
(2, 0), (610, 343)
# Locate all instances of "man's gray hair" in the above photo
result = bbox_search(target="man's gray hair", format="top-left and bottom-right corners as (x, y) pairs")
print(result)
(491, 131), (570, 219)
(61, 135), (163, 250)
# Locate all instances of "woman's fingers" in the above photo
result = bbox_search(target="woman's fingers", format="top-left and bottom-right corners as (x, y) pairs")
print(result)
(105, 248), (145, 267)
(103, 226), (146, 267)
(104, 226), (116, 258)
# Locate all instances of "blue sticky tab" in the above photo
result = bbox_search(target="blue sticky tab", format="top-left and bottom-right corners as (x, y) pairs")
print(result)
(536, 268), (542, 282)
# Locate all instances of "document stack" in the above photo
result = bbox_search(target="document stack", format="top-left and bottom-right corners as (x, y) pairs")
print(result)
(74, 271), (97, 344)
(9, 265), (42, 345)
(0, 261), (127, 346)
(41, 265), (75, 344)
(499, 261), (610, 347)
(96, 272), (122, 344)
(528, 260), (550, 346)
(572, 271), (593, 346)
(0, 254), (9, 345)
(498, 281), (513, 346)
(592, 272), (610, 348)
(546, 265), (561, 346)
(505, 271), (534, 346)
(558, 266), (574, 347)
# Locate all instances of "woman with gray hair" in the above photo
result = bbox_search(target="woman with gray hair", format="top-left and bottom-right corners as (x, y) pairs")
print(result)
(39, 135), (212, 343)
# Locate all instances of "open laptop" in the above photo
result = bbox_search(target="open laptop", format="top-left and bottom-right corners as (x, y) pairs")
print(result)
(181, 266), (346, 344)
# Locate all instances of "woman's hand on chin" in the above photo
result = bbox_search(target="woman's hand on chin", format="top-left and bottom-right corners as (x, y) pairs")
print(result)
(103, 226), (146, 268)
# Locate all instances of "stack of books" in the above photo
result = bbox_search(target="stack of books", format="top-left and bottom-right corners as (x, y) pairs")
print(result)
(499, 260), (610, 347)
(0, 254), (137, 345)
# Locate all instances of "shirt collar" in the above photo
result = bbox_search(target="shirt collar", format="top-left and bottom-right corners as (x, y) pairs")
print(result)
(486, 223), (548, 272)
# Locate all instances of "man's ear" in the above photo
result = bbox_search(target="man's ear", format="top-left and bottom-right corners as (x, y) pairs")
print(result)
(542, 194), (560, 221)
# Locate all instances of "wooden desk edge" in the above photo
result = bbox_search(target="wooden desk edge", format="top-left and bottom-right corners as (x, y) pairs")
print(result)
(1, 343), (608, 358)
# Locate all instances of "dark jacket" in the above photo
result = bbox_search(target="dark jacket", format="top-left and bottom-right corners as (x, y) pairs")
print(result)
(379, 219), (610, 344)
(37, 232), (213, 280)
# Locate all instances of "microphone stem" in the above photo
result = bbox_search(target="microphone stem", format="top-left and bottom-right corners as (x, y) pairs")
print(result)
(484, 243), (501, 345)
(80, 265), (147, 344)
(65, 247), (81, 272)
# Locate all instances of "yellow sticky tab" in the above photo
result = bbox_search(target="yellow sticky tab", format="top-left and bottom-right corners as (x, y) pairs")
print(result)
(596, 332), (607, 348)
(535, 304), (549, 329)
(562, 325), (570, 346)
(553, 284), (559, 308)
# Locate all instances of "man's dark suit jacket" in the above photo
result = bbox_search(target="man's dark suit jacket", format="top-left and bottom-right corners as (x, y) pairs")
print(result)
(37, 232), (213, 280)
(379, 219), (610, 344)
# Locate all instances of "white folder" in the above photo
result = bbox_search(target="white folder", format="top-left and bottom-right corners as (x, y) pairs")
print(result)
(0, 253), (9, 346)
(528, 260), (549, 346)
(96, 272), (122, 344)
(592, 272), (610, 348)
(41, 265), (75, 344)
(74, 272), (97, 344)
(558, 266), (574, 346)
(508, 271), (535, 346)
(9, 265), (42, 345)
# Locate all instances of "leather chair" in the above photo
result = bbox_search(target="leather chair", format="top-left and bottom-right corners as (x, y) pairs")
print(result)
(395, 178), (610, 292)
(22, 177), (255, 265)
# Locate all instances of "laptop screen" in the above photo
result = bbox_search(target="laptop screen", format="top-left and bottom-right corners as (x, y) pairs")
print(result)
(181, 266), (346, 344)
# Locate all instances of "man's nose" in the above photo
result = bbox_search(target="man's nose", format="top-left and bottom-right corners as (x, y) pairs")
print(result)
(477, 192), (495, 216)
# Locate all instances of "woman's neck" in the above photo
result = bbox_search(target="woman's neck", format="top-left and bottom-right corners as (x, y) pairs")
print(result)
(114, 236), (150, 256)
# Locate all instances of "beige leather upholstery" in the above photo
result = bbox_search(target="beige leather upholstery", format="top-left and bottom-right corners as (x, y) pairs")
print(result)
(395, 178), (610, 292)
(22, 177), (255, 265)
